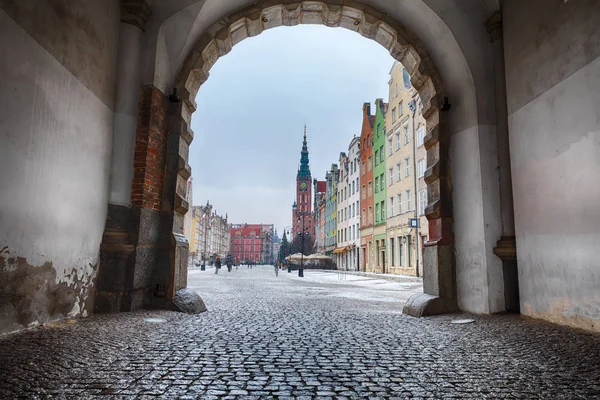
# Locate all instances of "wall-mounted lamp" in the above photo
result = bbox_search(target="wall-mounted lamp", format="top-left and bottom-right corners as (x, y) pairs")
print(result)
(169, 87), (180, 103)
(440, 96), (451, 111)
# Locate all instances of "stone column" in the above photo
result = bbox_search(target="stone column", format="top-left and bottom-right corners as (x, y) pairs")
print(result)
(487, 10), (520, 312)
(95, 0), (151, 313)
(109, 0), (151, 207)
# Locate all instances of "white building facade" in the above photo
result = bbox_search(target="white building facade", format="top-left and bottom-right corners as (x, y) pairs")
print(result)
(347, 136), (361, 271)
(334, 152), (349, 269)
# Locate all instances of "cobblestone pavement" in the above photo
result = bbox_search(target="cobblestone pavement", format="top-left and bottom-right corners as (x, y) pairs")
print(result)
(1, 266), (600, 399)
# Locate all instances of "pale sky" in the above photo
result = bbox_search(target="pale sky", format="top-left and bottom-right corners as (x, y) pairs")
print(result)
(189, 24), (395, 234)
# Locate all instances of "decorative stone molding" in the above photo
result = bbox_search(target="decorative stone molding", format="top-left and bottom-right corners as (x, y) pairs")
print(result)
(121, 0), (151, 31)
(174, 0), (454, 317)
(485, 11), (502, 42)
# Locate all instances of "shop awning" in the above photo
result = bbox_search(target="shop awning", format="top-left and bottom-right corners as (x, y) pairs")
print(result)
(333, 245), (356, 254)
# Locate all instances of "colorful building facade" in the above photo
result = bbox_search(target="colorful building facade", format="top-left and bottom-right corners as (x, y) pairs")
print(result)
(230, 224), (275, 264)
(359, 102), (375, 271)
(334, 152), (349, 269)
(324, 164), (338, 255)
(372, 98), (389, 273)
(347, 136), (361, 270)
(384, 61), (429, 276)
(313, 180), (326, 253)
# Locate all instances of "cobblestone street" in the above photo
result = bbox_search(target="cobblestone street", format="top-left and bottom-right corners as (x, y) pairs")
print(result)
(1, 266), (599, 399)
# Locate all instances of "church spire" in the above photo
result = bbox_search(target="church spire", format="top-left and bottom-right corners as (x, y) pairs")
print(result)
(297, 124), (311, 179)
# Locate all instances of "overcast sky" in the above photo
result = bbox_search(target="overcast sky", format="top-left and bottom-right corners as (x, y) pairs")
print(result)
(189, 25), (395, 234)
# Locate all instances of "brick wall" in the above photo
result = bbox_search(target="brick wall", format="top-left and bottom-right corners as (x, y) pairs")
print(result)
(131, 86), (168, 210)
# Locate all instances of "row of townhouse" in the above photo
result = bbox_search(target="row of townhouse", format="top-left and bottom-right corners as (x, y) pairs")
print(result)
(185, 201), (231, 265)
(314, 61), (428, 276)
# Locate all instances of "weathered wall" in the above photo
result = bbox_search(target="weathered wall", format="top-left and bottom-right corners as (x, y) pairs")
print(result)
(0, 0), (119, 334)
(504, 0), (600, 331)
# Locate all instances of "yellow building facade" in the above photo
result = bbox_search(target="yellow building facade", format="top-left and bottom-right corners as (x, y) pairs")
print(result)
(384, 62), (429, 276)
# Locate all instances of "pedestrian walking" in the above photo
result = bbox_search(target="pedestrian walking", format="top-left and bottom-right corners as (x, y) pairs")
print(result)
(225, 253), (233, 273)
(274, 263), (279, 277)
(215, 256), (221, 275)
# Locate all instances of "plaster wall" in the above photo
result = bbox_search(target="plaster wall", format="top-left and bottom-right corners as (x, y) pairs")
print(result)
(451, 125), (503, 314)
(0, 2), (119, 334)
(504, 0), (600, 331)
(109, 24), (144, 206)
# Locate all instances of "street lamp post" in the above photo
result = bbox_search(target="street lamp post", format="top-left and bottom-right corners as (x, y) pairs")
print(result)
(283, 226), (292, 273)
(408, 99), (420, 278)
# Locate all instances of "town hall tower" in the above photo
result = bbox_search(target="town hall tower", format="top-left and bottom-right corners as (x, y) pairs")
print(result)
(292, 125), (315, 242)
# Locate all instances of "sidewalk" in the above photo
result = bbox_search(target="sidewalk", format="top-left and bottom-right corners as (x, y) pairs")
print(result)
(315, 268), (422, 283)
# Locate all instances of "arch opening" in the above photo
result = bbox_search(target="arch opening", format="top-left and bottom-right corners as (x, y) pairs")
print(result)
(165, 1), (456, 314)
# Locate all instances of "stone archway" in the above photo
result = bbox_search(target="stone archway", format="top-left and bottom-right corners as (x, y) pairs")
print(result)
(165, 1), (456, 314)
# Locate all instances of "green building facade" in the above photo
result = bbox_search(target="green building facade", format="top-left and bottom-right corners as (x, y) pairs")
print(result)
(372, 98), (388, 271)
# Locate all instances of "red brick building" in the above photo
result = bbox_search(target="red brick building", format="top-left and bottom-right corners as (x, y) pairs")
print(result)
(230, 224), (275, 263)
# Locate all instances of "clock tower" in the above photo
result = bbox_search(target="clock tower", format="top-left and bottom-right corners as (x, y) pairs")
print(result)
(292, 125), (315, 240)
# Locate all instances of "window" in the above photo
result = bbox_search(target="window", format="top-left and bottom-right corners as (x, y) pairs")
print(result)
(395, 130), (401, 150)
(389, 168), (394, 185)
(368, 206), (373, 224)
(361, 161), (365, 175)
(390, 196), (394, 216)
(377, 123), (381, 138)
(390, 238), (395, 267)
(362, 209), (366, 224)
(374, 177), (379, 193)
(388, 138), (393, 156)
(379, 146), (384, 163)
(418, 159), (425, 178)
(396, 163), (401, 182)
(368, 181), (372, 196)
(417, 126), (425, 147)
(380, 174), (385, 191)
(362, 185), (366, 199)
(398, 193), (402, 214)
(374, 150), (379, 166)
(419, 189), (427, 216)
(404, 124), (409, 144)
(392, 107), (397, 122)
(406, 189), (411, 211)
(381, 200), (386, 219)
(375, 203), (380, 222)
(405, 158), (410, 177)
(368, 157), (372, 171)
(399, 100), (403, 115)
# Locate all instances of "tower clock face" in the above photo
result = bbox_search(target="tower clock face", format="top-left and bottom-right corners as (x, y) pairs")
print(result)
(299, 181), (308, 191)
